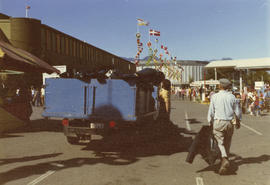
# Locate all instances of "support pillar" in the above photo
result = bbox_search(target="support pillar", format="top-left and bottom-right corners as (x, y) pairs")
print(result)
(239, 70), (243, 95)
(214, 68), (217, 80)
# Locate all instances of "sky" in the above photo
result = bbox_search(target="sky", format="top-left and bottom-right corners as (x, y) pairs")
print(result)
(0, 0), (269, 61)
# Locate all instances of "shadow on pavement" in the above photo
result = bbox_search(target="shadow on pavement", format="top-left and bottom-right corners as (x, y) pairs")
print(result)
(0, 153), (63, 184)
(0, 156), (137, 185)
(196, 154), (270, 175)
(185, 118), (202, 124)
(3, 119), (62, 134)
(82, 120), (193, 163)
(0, 153), (63, 166)
(0, 134), (23, 138)
(0, 120), (193, 184)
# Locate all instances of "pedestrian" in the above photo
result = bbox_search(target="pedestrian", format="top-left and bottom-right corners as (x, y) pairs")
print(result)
(263, 88), (270, 112)
(34, 87), (41, 107)
(207, 78), (242, 175)
(241, 90), (247, 114)
(41, 85), (45, 106)
(159, 79), (171, 121)
(188, 87), (192, 101)
(181, 88), (185, 100)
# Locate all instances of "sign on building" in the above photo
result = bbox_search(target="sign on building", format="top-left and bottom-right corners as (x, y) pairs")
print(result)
(42, 65), (66, 85)
(254, 81), (264, 90)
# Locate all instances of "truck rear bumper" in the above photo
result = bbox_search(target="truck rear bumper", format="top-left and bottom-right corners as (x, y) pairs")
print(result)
(63, 125), (107, 137)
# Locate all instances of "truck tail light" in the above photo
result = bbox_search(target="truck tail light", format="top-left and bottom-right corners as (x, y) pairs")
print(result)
(109, 121), (116, 128)
(62, 119), (69, 126)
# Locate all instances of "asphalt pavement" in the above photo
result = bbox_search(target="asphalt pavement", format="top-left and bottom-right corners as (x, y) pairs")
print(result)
(0, 99), (270, 185)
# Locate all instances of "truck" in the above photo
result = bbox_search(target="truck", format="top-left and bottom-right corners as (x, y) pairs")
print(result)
(42, 69), (164, 145)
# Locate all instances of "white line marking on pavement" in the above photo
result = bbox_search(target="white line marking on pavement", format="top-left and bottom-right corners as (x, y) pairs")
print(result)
(185, 111), (191, 131)
(27, 170), (55, 185)
(241, 123), (263, 136)
(50, 163), (64, 168)
(196, 177), (204, 185)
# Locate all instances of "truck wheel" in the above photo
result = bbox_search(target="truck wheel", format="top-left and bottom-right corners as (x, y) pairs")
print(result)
(66, 136), (79, 145)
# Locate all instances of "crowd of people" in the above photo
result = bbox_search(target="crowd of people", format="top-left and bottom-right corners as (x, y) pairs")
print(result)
(172, 83), (270, 117)
(240, 87), (270, 116)
(172, 86), (211, 102)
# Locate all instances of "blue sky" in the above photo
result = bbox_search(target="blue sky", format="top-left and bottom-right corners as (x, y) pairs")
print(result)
(0, 0), (269, 61)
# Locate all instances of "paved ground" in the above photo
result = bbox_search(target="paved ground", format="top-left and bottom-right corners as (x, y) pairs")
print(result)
(0, 100), (270, 185)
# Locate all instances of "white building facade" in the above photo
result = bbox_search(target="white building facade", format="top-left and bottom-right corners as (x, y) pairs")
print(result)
(136, 60), (208, 86)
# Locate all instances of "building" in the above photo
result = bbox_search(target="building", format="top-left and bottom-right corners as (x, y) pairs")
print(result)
(0, 13), (135, 79)
(136, 60), (209, 86)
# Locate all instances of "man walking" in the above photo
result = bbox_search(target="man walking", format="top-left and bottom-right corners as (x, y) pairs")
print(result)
(207, 78), (242, 175)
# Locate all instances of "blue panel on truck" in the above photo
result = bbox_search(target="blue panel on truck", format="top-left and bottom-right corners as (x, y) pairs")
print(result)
(42, 78), (137, 121)
(89, 79), (136, 121)
(42, 78), (89, 119)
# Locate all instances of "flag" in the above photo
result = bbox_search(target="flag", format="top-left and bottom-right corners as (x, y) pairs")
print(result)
(149, 29), (160, 36)
(137, 18), (149, 26)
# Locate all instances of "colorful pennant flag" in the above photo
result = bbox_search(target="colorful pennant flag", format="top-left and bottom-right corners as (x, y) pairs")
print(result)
(137, 18), (149, 26)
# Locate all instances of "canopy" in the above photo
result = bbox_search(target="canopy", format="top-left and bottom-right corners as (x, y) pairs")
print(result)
(0, 29), (60, 74)
(205, 58), (270, 70)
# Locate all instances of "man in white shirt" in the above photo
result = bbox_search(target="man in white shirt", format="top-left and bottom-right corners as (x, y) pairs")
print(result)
(208, 78), (242, 175)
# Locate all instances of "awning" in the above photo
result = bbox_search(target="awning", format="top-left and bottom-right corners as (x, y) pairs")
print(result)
(205, 58), (270, 70)
(0, 29), (60, 74)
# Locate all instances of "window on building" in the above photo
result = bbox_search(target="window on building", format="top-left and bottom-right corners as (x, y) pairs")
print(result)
(65, 38), (69, 55)
(85, 46), (88, 62)
(52, 32), (56, 52)
(61, 37), (65, 54)
(73, 41), (76, 57)
(69, 39), (73, 57)
(77, 42), (80, 59)
(41, 28), (46, 49)
(92, 48), (95, 64)
(91, 47), (94, 62)
(79, 43), (82, 59)
(46, 30), (51, 50)
(56, 34), (60, 53)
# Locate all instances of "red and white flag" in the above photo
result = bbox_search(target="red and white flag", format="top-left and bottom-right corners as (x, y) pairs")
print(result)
(149, 29), (160, 36)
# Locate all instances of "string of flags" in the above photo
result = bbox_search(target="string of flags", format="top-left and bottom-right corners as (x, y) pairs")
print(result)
(135, 18), (183, 82)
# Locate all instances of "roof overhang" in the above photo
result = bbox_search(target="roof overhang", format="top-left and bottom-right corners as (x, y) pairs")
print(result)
(0, 40), (60, 74)
(205, 58), (270, 70)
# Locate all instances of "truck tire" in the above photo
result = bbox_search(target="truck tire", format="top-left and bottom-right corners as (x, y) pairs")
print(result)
(66, 136), (79, 145)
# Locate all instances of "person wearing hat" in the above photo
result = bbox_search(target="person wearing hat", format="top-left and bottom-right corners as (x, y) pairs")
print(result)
(207, 78), (242, 175)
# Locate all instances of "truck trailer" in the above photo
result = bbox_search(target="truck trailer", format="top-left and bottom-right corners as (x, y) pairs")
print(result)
(43, 70), (163, 145)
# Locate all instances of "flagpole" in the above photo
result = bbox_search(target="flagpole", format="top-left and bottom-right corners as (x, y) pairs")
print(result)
(25, 6), (28, 18)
